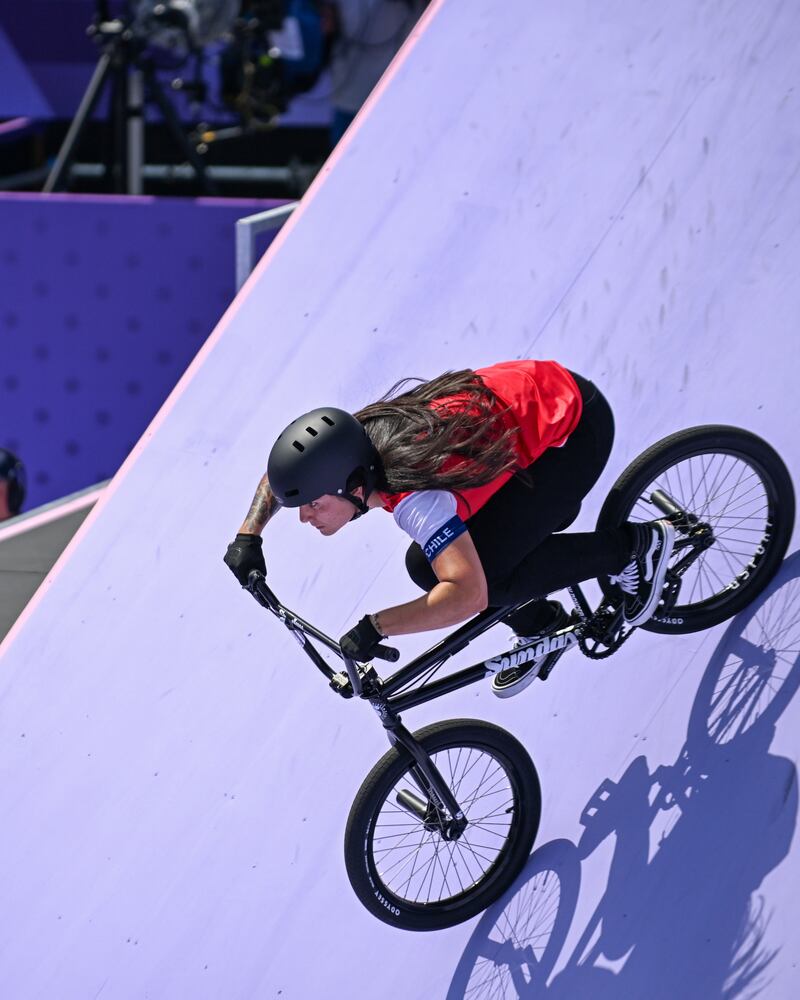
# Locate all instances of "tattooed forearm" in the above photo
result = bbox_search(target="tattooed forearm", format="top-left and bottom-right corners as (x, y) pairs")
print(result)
(238, 473), (281, 535)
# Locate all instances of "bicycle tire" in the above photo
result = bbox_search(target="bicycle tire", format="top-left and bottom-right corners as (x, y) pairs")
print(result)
(344, 719), (541, 931)
(597, 425), (795, 634)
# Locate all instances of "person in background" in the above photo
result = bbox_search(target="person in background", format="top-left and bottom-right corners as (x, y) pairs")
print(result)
(0, 448), (26, 522)
(325, 0), (428, 145)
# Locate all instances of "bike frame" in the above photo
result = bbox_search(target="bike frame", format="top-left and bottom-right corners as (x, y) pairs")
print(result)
(247, 572), (595, 707)
(246, 572), (599, 832)
(244, 498), (706, 831)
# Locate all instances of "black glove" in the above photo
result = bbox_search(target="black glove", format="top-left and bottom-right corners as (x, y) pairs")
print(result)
(224, 533), (266, 586)
(340, 615), (384, 662)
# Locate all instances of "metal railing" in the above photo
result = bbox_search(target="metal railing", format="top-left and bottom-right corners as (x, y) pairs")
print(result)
(235, 202), (298, 291)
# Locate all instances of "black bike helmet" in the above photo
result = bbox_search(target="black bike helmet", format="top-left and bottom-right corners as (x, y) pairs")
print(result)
(267, 407), (382, 516)
(0, 448), (26, 516)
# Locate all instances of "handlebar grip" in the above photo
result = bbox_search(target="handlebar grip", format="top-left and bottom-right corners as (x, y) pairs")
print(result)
(374, 643), (400, 662)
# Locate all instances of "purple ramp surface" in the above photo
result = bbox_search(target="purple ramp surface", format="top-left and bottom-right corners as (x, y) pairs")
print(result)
(1, 1), (800, 998)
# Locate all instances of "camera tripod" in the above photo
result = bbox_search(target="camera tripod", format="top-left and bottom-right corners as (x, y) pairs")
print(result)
(43, 6), (215, 195)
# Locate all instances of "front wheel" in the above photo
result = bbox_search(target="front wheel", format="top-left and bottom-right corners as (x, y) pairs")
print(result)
(597, 425), (795, 634)
(344, 719), (541, 931)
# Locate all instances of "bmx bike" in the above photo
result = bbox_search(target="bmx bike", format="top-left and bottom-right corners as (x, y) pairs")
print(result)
(243, 425), (794, 931)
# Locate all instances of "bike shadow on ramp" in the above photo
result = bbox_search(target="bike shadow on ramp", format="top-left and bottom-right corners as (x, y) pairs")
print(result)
(448, 551), (800, 1000)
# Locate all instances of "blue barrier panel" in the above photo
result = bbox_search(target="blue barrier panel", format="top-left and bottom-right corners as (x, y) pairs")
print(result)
(0, 192), (282, 508)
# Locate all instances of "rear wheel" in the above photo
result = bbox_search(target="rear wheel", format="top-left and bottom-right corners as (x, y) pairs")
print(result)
(344, 719), (541, 931)
(597, 426), (794, 634)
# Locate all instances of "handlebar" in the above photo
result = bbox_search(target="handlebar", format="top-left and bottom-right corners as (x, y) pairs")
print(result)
(245, 569), (400, 664)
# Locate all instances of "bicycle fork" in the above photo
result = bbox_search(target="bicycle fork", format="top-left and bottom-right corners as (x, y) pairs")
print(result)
(374, 704), (469, 841)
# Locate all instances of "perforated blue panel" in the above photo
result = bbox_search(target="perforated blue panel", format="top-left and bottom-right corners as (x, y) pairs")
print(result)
(0, 193), (281, 508)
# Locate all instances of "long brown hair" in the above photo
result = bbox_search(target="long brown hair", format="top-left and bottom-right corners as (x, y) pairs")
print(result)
(354, 369), (520, 495)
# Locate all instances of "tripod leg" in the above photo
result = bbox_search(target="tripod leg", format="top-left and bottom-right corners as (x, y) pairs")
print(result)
(145, 64), (217, 195)
(127, 69), (145, 195)
(44, 50), (114, 193)
(111, 56), (128, 192)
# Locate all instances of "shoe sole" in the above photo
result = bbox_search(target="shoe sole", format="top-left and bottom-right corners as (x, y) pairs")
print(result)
(491, 646), (571, 698)
(491, 661), (544, 699)
(626, 522), (676, 627)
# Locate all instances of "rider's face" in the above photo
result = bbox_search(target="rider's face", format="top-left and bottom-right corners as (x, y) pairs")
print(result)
(299, 491), (361, 535)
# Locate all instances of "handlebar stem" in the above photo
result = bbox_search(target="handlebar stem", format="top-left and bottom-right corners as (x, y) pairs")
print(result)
(342, 653), (363, 698)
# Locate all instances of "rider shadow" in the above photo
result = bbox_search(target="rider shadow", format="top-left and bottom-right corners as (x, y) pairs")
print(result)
(447, 551), (800, 1000)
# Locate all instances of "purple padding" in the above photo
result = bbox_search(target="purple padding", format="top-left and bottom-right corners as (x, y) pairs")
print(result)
(1, 1), (800, 998)
(0, 192), (281, 508)
(0, 25), (53, 118)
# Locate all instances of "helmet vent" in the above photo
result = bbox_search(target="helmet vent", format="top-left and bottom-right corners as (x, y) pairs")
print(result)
(285, 488), (300, 497)
(321, 415), (334, 426)
(292, 441), (305, 452)
(306, 426), (318, 436)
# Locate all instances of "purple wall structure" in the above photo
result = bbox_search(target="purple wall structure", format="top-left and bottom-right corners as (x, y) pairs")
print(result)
(1, 1), (800, 998)
(0, 192), (281, 508)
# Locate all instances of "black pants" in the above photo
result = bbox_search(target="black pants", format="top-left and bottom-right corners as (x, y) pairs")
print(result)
(405, 372), (631, 634)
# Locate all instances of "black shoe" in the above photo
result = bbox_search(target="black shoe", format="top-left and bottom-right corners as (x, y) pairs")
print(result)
(609, 520), (676, 627)
(491, 603), (576, 699)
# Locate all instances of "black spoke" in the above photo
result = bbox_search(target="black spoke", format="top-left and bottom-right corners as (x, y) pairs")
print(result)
(369, 744), (515, 906)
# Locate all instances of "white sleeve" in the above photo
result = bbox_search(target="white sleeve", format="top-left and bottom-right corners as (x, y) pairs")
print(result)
(393, 491), (468, 562)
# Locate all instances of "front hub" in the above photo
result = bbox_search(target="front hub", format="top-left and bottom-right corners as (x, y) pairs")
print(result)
(396, 789), (469, 840)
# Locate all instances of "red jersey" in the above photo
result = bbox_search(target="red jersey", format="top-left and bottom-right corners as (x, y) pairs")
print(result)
(379, 360), (583, 522)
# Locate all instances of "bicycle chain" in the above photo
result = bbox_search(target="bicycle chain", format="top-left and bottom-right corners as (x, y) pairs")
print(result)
(578, 615), (635, 660)
(578, 571), (684, 660)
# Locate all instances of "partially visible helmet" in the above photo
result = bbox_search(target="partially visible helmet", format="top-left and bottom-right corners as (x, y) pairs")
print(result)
(267, 408), (381, 514)
(0, 448), (26, 515)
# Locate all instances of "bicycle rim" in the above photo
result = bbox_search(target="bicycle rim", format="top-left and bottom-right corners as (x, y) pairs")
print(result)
(369, 744), (519, 908)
